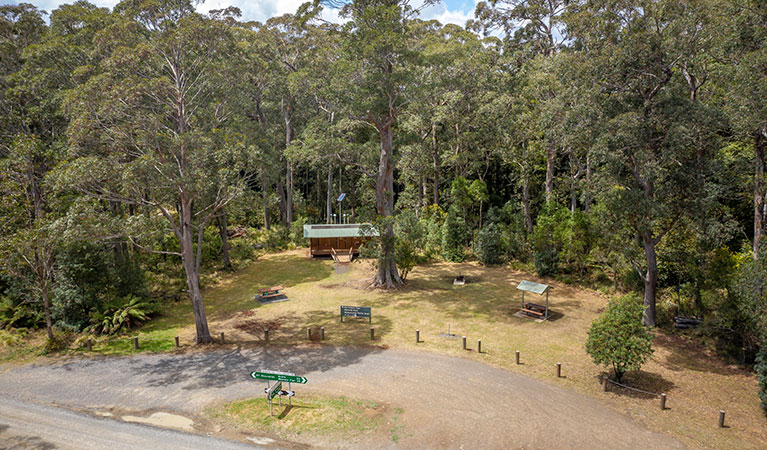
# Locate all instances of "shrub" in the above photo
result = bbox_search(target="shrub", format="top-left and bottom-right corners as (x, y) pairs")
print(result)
(585, 295), (654, 382)
(441, 206), (467, 262)
(475, 223), (503, 265)
(756, 343), (767, 415)
(534, 248), (558, 277)
(87, 295), (156, 335)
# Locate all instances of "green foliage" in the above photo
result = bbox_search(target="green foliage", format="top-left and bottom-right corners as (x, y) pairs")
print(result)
(441, 206), (467, 262)
(475, 222), (504, 265)
(534, 248), (558, 277)
(87, 295), (156, 336)
(532, 203), (568, 276)
(756, 343), (767, 415)
(585, 295), (654, 382)
(730, 244), (767, 350)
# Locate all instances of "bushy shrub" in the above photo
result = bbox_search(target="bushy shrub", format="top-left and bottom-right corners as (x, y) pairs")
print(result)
(441, 206), (467, 262)
(756, 343), (767, 415)
(475, 223), (503, 265)
(534, 248), (559, 277)
(585, 295), (654, 382)
(87, 295), (156, 336)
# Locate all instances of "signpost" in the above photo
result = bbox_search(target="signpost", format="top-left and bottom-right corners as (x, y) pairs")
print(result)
(252, 369), (308, 416)
(340, 305), (372, 324)
(251, 370), (307, 384)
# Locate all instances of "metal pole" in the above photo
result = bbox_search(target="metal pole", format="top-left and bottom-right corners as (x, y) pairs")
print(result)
(546, 291), (549, 319)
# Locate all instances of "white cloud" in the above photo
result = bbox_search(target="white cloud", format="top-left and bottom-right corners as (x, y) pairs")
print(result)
(17, 0), (477, 28)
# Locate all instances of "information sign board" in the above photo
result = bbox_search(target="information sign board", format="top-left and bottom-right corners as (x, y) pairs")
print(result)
(340, 305), (372, 324)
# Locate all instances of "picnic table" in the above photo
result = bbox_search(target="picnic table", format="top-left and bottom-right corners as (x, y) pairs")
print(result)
(257, 286), (284, 300)
(521, 302), (546, 317)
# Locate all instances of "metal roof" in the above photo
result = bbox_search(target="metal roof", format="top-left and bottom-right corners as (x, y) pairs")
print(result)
(303, 223), (379, 238)
(516, 280), (551, 295)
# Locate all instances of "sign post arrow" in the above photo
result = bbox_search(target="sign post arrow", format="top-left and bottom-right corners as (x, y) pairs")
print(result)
(251, 371), (308, 384)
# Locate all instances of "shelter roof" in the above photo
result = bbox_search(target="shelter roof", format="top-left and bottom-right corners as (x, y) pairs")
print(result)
(303, 224), (378, 238)
(516, 280), (551, 295)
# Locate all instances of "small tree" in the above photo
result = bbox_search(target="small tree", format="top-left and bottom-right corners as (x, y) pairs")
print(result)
(475, 222), (503, 265)
(756, 343), (767, 415)
(441, 206), (466, 262)
(586, 295), (654, 382)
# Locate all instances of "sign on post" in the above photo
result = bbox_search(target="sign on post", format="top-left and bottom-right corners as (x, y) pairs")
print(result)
(340, 305), (372, 324)
(251, 370), (308, 384)
(266, 381), (282, 401)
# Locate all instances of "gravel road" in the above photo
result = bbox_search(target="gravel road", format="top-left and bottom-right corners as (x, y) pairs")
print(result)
(0, 346), (684, 449)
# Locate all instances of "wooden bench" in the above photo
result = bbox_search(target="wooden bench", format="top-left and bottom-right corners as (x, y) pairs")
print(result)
(258, 286), (284, 299)
(521, 302), (546, 317)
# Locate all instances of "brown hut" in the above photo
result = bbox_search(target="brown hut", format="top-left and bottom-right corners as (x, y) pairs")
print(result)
(303, 224), (377, 258)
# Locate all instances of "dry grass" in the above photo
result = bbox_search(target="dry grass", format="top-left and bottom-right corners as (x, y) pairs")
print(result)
(195, 250), (765, 449)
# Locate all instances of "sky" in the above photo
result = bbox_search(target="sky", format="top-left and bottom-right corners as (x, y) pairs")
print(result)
(14, 0), (480, 27)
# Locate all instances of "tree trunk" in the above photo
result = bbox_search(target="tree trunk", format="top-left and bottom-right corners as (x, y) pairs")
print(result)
(584, 154), (592, 214)
(180, 196), (212, 344)
(755, 130), (766, 259)
(276, 179), (287, 225)
(217, 209), (231, 270)
(432, 122), (439, 205)
(641, 232), (658, 327)
(41, 280), (53, 341)
(545, 142), (556, 203)
(374, 123), (402, 288)
(326, 166), (333, 223)
(262, 171), (271, 230)
(521, 143), (534, 234)
(284, 99), (294, 225)
(418, 175), (424, 208)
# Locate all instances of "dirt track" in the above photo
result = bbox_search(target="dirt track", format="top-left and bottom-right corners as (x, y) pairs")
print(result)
(0, 346), (684, 449)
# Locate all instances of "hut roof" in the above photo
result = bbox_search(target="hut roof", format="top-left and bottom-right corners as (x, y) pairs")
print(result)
(303, 223), (378, 238)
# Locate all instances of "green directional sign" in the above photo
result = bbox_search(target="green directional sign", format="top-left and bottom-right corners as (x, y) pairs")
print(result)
(268, 382), (282, 400)
(250, 371), (308, 384)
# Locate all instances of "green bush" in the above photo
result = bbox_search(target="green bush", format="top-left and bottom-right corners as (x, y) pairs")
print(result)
(756, 343), (767, 415)
(441, 206), (466, 262)
(534, 248), (559, 277)
(475, 223), (503, 265)
(585, 295), (654, 382)
(87, 295), (156, 336)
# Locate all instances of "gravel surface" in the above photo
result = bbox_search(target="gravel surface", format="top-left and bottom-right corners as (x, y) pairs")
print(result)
(0, 346), (684, 449)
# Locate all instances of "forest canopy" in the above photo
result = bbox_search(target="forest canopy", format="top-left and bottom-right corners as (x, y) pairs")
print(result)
(0, 0), (765, 367)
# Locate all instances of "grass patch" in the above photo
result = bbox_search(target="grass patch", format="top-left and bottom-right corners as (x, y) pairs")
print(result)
(212, 393), (384, 438)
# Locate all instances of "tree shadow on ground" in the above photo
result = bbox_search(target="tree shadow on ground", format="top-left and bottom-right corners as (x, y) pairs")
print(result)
(655, 332), (746, 376)
(124, 344), (385, 391)
(606, 370), (676, 399)
(0, 433), (57, 450)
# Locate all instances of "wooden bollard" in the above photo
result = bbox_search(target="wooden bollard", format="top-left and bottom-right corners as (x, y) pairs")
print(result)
(719, 410), (726, 428)
(264, 329), (269, 342)
(477, 339), (482, 354)
(174, 336), (179, 348)
(86, 338), (92, 351)
(602, 375), (608, 392)
(516, 350), (520, 365)
(556, 362), (562, 378)
(320, 327), (325, 340)
(462, 336), (467, 350)
(133, 337), (139, 350)
(307, 327), (312, 340)
(220, 332), (225, 344)
(416, 329), (420, 343)
(370, 327), (375, 340)
(660, 393), (667, 410)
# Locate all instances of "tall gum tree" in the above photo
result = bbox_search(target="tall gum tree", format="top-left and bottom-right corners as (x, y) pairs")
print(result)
(327, 0), (437, 288)
(59, 1), (249, 343)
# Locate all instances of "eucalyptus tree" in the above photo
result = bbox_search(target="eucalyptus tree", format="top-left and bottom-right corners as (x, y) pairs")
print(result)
(59, 0), (250, 343)
(567, 0), (719, 326)
(474, 0), (571, 203)
(322, 0), (437, 288)
(715, 0), (767, 258)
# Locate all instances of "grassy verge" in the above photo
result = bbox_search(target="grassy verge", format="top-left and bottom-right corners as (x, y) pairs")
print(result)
(210, 393), (385, 439)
